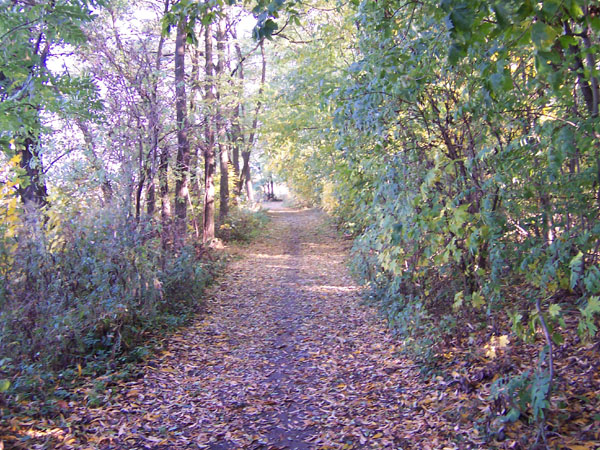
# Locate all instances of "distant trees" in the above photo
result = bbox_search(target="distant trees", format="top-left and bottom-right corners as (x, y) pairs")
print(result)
(160, 1), (273, 244)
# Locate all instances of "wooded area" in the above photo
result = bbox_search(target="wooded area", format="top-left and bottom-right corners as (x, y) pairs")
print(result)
(1, 0), (599, 448)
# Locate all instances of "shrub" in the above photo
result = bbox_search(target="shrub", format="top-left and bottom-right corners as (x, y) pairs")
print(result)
(0, 202), (220, 387)
(216, 206), (269, 243)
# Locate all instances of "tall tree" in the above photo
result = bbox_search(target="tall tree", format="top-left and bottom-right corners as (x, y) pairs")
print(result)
(216, 18), (229, 222)
(145, 0), (170, 218)
(174, 14), (191, 246)
(189, 42), (205, 239)
(228, 16), (243, 179)
(78, 1), (171, 222)
(238, 39), (266, 203)
(203, 22), (216, 242)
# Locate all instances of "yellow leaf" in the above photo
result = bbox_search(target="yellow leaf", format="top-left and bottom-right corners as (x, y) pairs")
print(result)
(497, 335), (509, 348)
(471, 291), (485, 308)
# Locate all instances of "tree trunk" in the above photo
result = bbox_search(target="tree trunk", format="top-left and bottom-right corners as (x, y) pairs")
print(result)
(135, 136), (145, 222)
(159, 145), (171, 250)
(237, 39), (266, 204)
(147, 181), (156, 216)
(76, 119), (113, 204)
(229, 20), (243, 183)
(17, 36), (51, 208)
(174, 16), (190, 247)
(240, 150), (254, 203)
(203, 23), (216, 243)
(188, 44), (203, 239)
(146, 0), (168, 217)
(18, 134), (48, 208)
(216, 19), (229, 223)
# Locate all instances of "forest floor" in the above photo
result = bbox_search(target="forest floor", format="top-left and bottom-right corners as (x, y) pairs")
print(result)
(1, 205), (463, 449)
(2, 206), (595, 449)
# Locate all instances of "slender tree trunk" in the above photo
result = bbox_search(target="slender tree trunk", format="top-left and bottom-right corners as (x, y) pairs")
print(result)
(159, 145), (171, 250)
(231, 110), (241, 178)
(229, 21), (243, 183)
(219, 143), (230, 222)
(216, 19), (229, 223)
(17, 36), (51, 208)
(240, 150), (253, 203)
(238, 39), (266, 204)
(76, 120), (113, 204)
(188, 43), (203, 239)
(147, 181), (156, 216)
(203, 23), (216, 242)
(146, 0), (168, 217)
(18, 134), (48, 208)
(135, 135), (145, 222)
(174, 16), (191, 246)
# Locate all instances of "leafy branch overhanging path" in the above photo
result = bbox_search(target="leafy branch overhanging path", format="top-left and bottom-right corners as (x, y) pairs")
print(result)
(35, 206), (464, 449)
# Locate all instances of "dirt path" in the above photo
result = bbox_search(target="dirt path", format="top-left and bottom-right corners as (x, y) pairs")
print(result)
(19, 206), (462, 449)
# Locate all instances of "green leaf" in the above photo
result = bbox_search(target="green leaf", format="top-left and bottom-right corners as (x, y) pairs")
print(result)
(448, 43), (465, 65)
(582, 296), (600, 317)
(492, 3), (510, 29)
(532, 22), (559, 50)
(548, 303), (561, 318)
(564, 0), (584, 19)
(569, 251), (584, 290)
(453, 290), (464, 310)
(489, 70), (513, 93)
(489, 73), (504, 93)
(449, 4), (474, 32)
(451, 203), (470, 232)
(558, 35), (578, 49)
(583, 265), (600, 293)
(535, 53), (552, 75)
(540, 0), (561, 19)
(547, 70), (564, 92)
(0, 379), (10, 392)
(501, 407), (521, 423)
(200, 12), (215, 26)
(551, 332), (564, 345)
(531, 370), (551, 420)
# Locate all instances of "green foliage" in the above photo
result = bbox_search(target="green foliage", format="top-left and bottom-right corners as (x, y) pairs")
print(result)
(216, 206), (269, 242)
(0, 379), (10, 393)
(0, 0), (103, 151)
(263, 0), (600, 434)
(261, 2), (353, 209)
(490, 350), (553, 424)
(269, 0), (600, 331)
(578, 296), (600, 340)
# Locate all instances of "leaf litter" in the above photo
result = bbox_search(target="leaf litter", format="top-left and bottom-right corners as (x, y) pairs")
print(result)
(2, 206), (598, 449)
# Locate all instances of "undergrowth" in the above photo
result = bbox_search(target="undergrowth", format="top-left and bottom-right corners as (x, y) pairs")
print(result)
(216, 206), (269, 243)
(0, 202), (224, 412)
